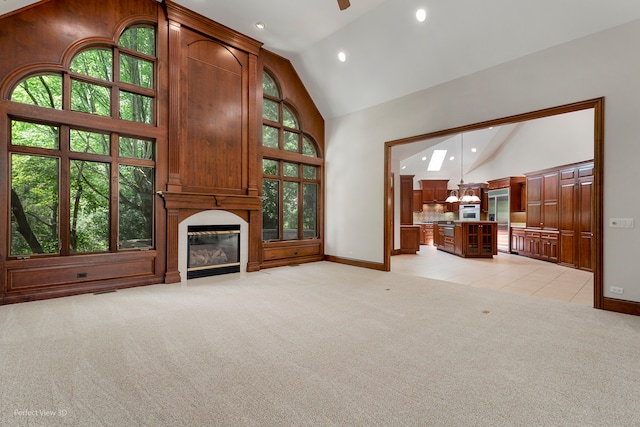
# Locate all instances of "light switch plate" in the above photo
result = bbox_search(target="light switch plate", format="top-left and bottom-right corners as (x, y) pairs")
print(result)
(609, 218), (634, 228)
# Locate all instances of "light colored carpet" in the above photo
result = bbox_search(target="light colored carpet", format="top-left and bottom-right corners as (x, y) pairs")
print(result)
(1, 261), (640, 426)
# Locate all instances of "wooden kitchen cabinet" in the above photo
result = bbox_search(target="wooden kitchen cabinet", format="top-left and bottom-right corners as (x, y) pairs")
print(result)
(523, 230), (558, 262)
(434, 224), (445, 248)
(488, 176), (526, 212)
(526, 169), (558, 230)
(419, 223), (434, 245)
(464, 222), (496, 257)
(420, 179), (449, 203)
(413, 190), (423, 212)
(521, 160), (593, 269)
(510, 228), (525, 254)
(434, 221), (496, 258)
(400, 225), (421, 254)
(559, 161), (594, 271)
(400, 175), (415, 225)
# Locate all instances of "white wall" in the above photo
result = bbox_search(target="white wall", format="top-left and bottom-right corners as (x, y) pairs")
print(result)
(465, 109), (594, 183)
(325, 18), (640, 302)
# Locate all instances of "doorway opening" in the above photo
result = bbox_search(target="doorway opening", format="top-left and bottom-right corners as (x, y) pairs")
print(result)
(384, 98), (603, 309)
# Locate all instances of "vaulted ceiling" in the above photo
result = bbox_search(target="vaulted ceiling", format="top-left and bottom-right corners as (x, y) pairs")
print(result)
(4, 0), (640, 120)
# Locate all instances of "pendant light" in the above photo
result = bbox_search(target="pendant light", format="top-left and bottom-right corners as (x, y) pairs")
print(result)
(444, 132), (480, 203)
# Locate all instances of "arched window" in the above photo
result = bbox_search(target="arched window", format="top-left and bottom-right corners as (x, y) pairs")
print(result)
(7, 24), (157, 257)
(261, 70), (322, 242)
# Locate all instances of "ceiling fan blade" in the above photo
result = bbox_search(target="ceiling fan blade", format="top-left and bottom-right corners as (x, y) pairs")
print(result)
(337, 0), (351, 11)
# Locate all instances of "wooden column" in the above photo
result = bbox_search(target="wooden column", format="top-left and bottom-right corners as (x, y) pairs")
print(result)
(164, 207), (182, 283)
(166, 20), (183, 192)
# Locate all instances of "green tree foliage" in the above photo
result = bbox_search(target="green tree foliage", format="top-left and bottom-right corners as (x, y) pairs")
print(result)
(9, 26), (156, 256)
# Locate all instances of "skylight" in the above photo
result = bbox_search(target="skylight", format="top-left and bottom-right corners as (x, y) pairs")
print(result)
(427, 150), (447, 171)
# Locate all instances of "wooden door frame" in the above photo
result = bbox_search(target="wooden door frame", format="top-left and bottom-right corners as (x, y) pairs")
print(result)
(384, 98), (604, 309)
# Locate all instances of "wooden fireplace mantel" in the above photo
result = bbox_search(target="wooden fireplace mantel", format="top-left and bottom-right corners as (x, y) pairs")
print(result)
(158, 191), (263, 283)
(158, 191), (262, 213)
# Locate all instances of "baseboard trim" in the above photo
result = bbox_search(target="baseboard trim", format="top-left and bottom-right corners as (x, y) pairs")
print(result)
(603, 297), (640, 316)
(324, 255), (388, 271)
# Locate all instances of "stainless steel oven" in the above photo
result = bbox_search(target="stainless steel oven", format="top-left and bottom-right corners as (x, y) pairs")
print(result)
(459, 204), (480, 221)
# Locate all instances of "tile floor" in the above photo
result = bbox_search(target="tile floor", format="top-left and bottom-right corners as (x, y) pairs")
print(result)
(391, 244), (594, 306)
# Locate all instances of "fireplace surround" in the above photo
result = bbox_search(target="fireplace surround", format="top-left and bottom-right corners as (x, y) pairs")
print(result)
(177, 209), (250, 281)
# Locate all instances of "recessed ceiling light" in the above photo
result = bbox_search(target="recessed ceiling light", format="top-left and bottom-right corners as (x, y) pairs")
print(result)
(471, 148), (477, 153)
(338, 51), (346, 62)
(421, 156), (427, 161)
(255, 22), (265, 30)
(401, 165), (407, 170)
(449, 156), (455, 161)
(416, 9), (427, 22)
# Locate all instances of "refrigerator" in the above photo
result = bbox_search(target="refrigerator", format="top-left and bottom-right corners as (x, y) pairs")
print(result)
(487, 188), (510, 253)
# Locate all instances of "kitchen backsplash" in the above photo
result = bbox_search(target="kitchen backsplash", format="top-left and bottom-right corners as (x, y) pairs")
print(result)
(413, 204), (457, 223)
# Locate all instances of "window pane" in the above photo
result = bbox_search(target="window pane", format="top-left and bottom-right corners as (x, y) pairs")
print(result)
(119, 26), (156, 56)
(70, 49), (113, 81)
(71, 80), (111, 116)
(120, 54), (153, 88)
(119, 165), (154, 249)
(303, 183), (318, 239)
(263, 98), (279, 122)
(70, 129), (110, 155)
(302, 136), (318, 157)
(263, 72), (279, 98)
(263, 159), (278, 175)
(283, 182), (299, 240)
(120, 91), (153, 124)
(262, 125), (278, 148)
(303, 165), (317, 180)
(283, 106), (298, 129)
(10, 154), (59, 255)
(119, 137), (154, 160)
(11, 120), (59, 149)
(284, 162), (298, 177)
(11, 74), (62, 109)
(70, 160), (110, 253)
(284, 131), (298, 152)
(262, 179), (279, 241)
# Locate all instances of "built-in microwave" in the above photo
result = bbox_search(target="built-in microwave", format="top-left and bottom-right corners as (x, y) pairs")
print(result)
(459, 204), (480, 221)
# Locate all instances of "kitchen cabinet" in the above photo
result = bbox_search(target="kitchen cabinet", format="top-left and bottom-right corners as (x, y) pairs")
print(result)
(444, 201), (459, 213)
(523, 230), (559, 262)
(434, 221), (497, 258)
(435, 224), (445, 248)
(419, 223), (434, 245)
(488, 176), (526, 212)
(526, 169), (558, 230)
(413, 190), (423, 212)
(400, 225), (421, 254)
(420, 179), (449, 203)
(520, 160), (593, 269)
(400, 175), (414, 225)
(510, 228), (525, 254)
(559, 161), (594, 271)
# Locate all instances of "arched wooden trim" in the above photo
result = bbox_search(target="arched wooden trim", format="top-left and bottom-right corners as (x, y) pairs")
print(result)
(0, 64), (64, 99)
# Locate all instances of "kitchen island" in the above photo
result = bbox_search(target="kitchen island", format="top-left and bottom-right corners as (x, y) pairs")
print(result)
(434, 221), (498, 258)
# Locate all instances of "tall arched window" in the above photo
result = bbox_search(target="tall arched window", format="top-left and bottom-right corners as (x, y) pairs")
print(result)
(262, 70), (322, 242)
(7, 24), (157, 256)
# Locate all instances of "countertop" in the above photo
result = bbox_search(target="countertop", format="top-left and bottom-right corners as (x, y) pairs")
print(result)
(437, 220), (498, 225)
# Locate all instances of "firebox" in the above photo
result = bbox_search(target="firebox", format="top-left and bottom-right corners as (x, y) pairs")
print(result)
(187, 225), (240, 279)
